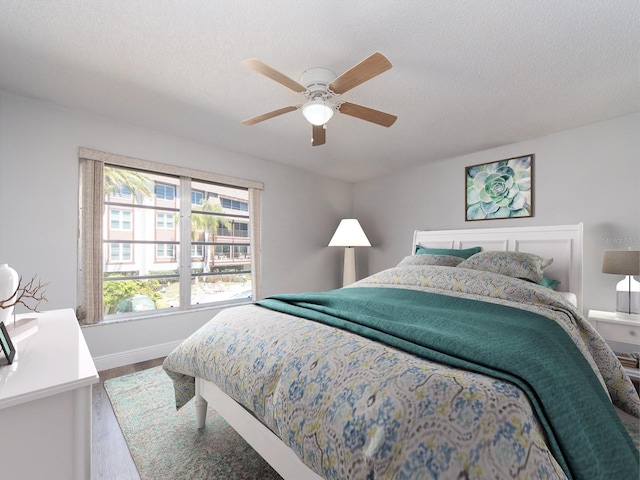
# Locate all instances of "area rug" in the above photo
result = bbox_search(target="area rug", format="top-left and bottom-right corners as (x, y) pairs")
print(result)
(104, 366), (282, 480)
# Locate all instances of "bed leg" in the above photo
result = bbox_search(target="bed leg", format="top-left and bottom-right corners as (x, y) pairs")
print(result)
(195, 378), (208, 429)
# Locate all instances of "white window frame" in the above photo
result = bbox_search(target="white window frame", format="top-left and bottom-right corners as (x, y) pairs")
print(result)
(156, 212), (175, 230)
(155, 182), (176, 201)
(109, 242), (132, 263)
(78, 148), (263, 325)
(191, 244), (204, 258)
(155, 243), (176, 260)
(110, 209), (132, 230)
(191, 190), (204, 206)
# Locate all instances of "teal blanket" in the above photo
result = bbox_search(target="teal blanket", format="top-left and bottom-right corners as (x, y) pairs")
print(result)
(258, 287), (639, 480)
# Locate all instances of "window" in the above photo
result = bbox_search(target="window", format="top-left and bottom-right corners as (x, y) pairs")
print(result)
(191, 244), (204, 259)
(110, 185), (132, 199)
(234, 245), (249, 258)
(217, 224), (232, 236)
(234, 222), (249, 238)
(155, 183), (175, 201)
(192, 190), (204, 206)
(110, 209), (132, 230)
(221, 197), (248, 211)
(78, 148), (263, 324)
(156, 212), (174, 229)
(156, 243), (176, 259)
(110, 243), (132, 262)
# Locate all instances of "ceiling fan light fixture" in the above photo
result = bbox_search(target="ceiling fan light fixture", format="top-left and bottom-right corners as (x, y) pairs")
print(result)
(302, 99), (334, 126)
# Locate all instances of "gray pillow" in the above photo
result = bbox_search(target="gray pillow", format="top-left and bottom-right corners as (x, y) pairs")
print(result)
(457, 251), (553, 283)
(397, 254), (465, 268)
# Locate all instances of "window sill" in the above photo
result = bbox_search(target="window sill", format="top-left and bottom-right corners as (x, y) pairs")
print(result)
(80, 298), (254, 328)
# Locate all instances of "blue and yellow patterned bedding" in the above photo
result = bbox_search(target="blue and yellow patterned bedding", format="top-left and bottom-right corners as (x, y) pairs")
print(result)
(163, 264), (640, 479)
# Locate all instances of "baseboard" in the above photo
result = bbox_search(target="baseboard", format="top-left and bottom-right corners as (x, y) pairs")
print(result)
(93, 340), (183, 372)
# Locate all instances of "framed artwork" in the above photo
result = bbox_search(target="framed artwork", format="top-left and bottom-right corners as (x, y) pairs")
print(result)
(0, 321), (16, 365)
(465, 154), (534, 221)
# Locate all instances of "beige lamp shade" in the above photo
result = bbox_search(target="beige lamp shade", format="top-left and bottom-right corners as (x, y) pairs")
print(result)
(602, 250), (640, 275)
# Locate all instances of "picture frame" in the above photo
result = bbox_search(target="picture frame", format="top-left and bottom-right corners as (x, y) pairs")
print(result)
(465, 154), (534, 221)
(0, 321), (16, 365)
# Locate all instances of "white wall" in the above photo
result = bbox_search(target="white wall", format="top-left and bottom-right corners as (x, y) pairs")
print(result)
(0, 92), (352, 367)
(353, 112), (640, 316)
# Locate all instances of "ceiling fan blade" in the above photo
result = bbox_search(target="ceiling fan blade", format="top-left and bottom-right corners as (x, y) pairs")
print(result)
(242, 59), (307, 93)
(338, 102), (397, 127)
(242, 106), (298, 126)
(312, 124), (326, 146)
(328, 52), (392, 95)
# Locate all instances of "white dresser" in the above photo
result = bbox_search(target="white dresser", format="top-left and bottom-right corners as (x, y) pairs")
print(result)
(0, 308), (99, 480)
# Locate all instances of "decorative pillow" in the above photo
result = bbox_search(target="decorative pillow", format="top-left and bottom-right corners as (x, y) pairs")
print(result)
(457, 251), (553, 283)
(539, 276), (560, 290)
(414, 245), (481, 259)
(397, 254), (465, 268)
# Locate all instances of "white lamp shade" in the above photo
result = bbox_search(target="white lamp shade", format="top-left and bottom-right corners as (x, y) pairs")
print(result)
(328, 219), (371, 247)
(302, 99), (334, 126)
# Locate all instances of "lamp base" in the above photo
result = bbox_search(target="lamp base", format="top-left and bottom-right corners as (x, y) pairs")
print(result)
(616, 292), (640, 315)
(342, 247), (356, 287)
(615, 276), (640, 315)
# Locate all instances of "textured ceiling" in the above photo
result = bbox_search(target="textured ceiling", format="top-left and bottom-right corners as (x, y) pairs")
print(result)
(0, 1), (638, 182)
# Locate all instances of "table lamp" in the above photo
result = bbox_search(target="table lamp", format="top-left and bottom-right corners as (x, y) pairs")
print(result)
(328, 219), (371, 287)
(602, 250), (640, 315)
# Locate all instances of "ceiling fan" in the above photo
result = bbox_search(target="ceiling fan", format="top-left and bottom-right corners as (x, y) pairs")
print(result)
(241, 52), (397, 146)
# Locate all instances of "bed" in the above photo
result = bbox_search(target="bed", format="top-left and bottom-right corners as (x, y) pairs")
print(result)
(163, 223), (640, 479)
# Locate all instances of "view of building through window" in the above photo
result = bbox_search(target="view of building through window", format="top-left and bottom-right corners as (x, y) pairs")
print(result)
(103, 165), (251, 316)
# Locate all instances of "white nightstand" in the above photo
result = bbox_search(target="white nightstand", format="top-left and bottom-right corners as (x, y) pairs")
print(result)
(588, 309), (640, 381)
(0, 308), (99, 479)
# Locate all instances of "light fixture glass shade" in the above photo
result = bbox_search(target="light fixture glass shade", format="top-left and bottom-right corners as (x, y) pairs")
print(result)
(302, 99), (334, 126)
(602, 250), (640, 314)
(328, 219), (371, 247)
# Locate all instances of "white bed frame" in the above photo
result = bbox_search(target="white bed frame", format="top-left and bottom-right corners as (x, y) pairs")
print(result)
(194, 223), (584, 479)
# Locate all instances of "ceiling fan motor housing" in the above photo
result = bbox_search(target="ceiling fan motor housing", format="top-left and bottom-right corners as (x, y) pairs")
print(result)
(299, 67), (337, 97)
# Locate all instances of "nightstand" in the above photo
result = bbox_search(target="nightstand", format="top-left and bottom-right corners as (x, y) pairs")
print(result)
(588, 310), (640, 381)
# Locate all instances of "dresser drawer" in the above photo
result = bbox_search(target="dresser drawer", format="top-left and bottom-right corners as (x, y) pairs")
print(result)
(596, 321), (640, 345)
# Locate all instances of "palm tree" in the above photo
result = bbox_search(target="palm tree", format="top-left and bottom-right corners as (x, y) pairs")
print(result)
(192, 198), (231, 273)
(102, 166), (154, 310)
(104, 166), (152, 199)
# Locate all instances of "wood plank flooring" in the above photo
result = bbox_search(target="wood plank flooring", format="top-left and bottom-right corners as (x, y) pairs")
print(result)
(92, 358), (165, 480)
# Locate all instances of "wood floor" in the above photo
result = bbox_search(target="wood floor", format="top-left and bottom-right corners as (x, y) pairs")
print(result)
(92, 357), (165, 480)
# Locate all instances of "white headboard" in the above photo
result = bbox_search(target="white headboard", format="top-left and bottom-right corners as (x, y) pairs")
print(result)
(412, 224), (583, 312)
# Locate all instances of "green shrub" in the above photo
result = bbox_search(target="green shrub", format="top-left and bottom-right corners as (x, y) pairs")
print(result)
(103, 280), (161, 314)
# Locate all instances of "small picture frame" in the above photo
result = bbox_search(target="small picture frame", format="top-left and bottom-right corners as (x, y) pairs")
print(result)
(0, 321), (16, 365)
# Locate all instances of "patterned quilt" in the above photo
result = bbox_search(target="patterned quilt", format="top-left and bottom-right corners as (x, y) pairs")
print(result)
(163, 264), (640, 480)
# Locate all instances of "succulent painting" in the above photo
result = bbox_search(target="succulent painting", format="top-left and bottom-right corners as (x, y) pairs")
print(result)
(466, 155), (533, 220)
